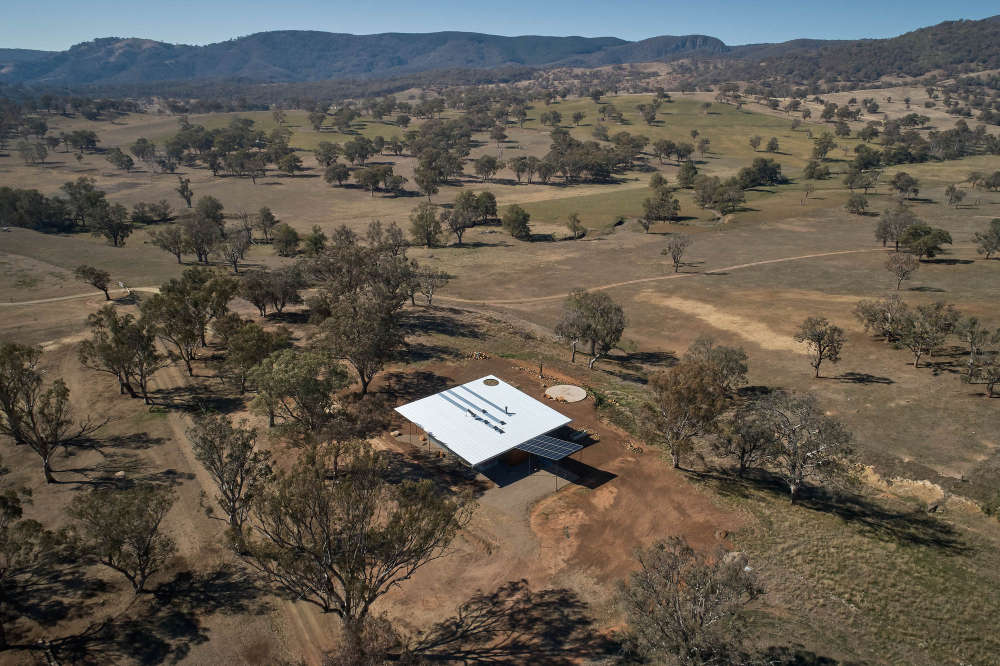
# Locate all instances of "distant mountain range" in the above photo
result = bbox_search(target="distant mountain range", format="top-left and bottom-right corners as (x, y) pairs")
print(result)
(1, 15), (998, 87)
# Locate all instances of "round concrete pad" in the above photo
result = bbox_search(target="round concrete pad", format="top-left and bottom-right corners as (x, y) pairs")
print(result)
(545, 384), (587, 403)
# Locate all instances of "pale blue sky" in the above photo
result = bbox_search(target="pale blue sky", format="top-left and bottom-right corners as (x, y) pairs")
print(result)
(2, 1), (997, 51)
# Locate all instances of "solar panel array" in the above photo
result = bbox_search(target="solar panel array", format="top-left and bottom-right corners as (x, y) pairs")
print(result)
(517, 434), (582, 461)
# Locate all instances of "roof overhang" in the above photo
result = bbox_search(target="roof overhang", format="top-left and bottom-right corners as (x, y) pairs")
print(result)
(394, 375), (572, 467)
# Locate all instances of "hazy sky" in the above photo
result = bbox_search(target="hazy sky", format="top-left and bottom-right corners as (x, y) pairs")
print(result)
(2, 1), (997, 51)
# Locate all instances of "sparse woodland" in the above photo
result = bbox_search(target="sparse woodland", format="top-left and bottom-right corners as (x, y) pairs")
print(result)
(1, 16), (1000, 665)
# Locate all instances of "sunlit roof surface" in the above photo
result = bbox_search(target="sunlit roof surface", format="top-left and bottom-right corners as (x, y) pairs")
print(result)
(394, 375), (571, 466)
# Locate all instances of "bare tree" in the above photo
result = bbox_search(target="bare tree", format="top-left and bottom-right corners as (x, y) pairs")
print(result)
(853, 296), (908, 342)
(619, 536), (762, 664)
(874, 206), (916, 251)
(750, 392), (853, 502)
(555, 299), (589, 364)
(417, 268), (451, 307)
(663, 235), (692, 273)
(970, 356), (1000, 398)
(955, 317), (999, 378)
(214, 226), (252, 274)
(886, 252), (918, 290)
(801, 183), (814, 205)
(566, 212), (586, 240)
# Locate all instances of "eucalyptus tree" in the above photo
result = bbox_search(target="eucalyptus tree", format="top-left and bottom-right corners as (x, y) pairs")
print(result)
(0, 343), (104, 483)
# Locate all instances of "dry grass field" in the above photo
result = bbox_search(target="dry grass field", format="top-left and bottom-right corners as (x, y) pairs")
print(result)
(1, 89), (999, 664)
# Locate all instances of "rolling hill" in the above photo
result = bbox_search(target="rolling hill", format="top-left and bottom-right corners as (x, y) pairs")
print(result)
(0, 15), (997, 87)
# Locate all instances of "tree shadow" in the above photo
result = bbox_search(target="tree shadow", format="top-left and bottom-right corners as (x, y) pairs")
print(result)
(672, 259), (706, 273)
(620, 350), (678, 367)
(46, 565), (271, 665)
(452, 239), (512, 248)
(4, 561), (112, 647)
(264, 310), (310, 325)
(598, 363), (649, 385)
(925, 359), (963, 377)
(112, 292), (143, 306)
(58, 456), (193, 489)
(381, 370), (453, 404)
(922, 258), (973, 265)
(402, 307), (484, 340)
(689, 467), (969, 553)
(396, 342), (462, 363)
(100, 432), (169, 451)
(834, 372), (894, 385)
(151, 565), (272, 617)
(756, 645), (841, 664)
(382, 448), (490, 498)
(47, 432), (193, 488)
(152, 383), (245, 414)
(411, 580), (619, 664)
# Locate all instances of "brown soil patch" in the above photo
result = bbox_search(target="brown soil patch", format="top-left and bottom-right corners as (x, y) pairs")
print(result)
(635, 291), (805, 354)
(531, 438), (743, 587)
(377, 354), (741, 633)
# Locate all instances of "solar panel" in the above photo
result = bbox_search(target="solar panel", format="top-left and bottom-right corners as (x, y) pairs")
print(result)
(517, 434), (582, 461)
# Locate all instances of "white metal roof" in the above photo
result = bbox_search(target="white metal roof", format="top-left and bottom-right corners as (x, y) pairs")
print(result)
(394, 375), (572, 467)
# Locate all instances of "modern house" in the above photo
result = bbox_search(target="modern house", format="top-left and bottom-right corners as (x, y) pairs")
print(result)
(394, 374), (583, 470)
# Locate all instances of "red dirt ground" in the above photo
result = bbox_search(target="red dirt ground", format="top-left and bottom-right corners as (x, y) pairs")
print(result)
(374, 356), (742, 636)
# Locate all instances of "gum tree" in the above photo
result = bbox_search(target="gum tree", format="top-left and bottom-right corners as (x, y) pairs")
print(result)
(241, 443), (473, 648)
(0, 343), (104, 483)
(794, 317), (845, 378)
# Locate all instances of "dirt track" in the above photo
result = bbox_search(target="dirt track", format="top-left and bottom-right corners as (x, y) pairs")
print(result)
(437, 247), (896, 304)
(0, 248), (894, 308)
(0, 287), (159, 307)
